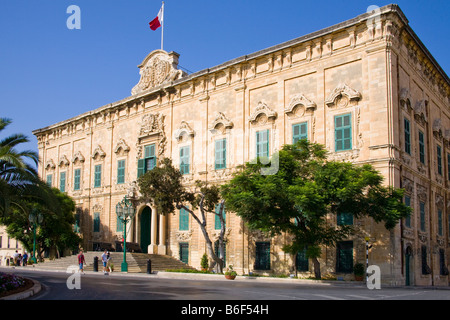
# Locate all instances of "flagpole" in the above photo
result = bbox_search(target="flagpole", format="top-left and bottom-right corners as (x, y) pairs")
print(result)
(161, 1), (165, 50)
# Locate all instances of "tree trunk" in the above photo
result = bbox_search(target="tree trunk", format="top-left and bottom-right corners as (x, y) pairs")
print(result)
(312, 257), (321, 279)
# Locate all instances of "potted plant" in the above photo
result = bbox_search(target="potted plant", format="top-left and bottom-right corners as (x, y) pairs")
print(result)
(354, 263), (365, 281)
(225, 265), (237, 280)
(200, 253), (209, 272)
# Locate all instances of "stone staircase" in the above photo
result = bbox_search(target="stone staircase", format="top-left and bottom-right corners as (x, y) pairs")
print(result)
(33, 252), (197, 273)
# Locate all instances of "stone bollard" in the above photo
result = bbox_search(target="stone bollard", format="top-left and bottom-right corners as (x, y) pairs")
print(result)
(147, 259), (152, 274)
(93, 256), (98, 272)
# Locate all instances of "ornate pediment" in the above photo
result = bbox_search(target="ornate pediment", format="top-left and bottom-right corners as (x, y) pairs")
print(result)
(92, 145), (106, 160)
(285, 94), (316, 116)
(131, 50), (187, 95)
(325, 83), (362, 107)
(414, 100), (428, 123)
(139, 113), (165, 137)
(72, 151), (85, 164)
(209, 112), (233, 133)
(114, 138), (130, 154)
(249, 101), (277, 124)
(45, 159), (56, 170)
(58, 155), (70, 167)
(399, 88), (412, 111)
(174, 121), (195, 142)
(432, 119), (442, 139)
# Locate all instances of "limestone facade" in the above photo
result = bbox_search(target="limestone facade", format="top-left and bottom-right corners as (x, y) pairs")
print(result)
(32, 5), (449, 285)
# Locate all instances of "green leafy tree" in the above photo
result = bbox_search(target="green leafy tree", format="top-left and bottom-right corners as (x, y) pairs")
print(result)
(221, 140), (410, 279)
(138, 157), (227, 273)
(2, 188), (81, 260)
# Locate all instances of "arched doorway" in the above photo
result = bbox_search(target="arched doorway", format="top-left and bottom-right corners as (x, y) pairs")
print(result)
(405, 246), (413, 286)
(140, 207), (152, 253)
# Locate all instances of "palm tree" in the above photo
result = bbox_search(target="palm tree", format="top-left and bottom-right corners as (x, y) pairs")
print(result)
(0, 117), (49, 216)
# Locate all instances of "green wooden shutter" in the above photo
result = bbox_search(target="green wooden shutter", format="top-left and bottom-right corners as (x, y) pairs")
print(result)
(335, 114), (352, 151)
(180, 146), (190, 174)
(420, 201), (426, 232)
(137, 159), (145, 178)
(256, 130), (269, 159)
(404, 118), (411, 154)
(117, 160), (125, 184)
(215, 139), (226, 170)
(74, 169), (81, 191)
(94, 165), (102, 188)
(179, 207), (189, 231)
(437, 145), (442, 175)
(337, 212), (353, 226)
(59, 172), (66, 192)
(404, 196), (411, 228)
(255, 242), (270, 270)
(93, 212), (100, 232)
(179, 243), (189, 264)
(293, 122), (308, 144)
(215, 204), (226, 230)
(336, 241), (353, 273)
(419, 130), (425, 164)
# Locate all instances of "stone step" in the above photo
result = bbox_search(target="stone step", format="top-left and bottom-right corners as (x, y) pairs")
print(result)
(35, 251), (196, 273)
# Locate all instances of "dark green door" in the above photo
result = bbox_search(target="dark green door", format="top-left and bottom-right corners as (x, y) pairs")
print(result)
(405, 246), (412, 286)
(179, 242), (189, 264)
(140, 207), (151, 253)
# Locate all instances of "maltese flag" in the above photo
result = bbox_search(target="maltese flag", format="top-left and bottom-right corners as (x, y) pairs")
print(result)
(149, 6), (163, 31)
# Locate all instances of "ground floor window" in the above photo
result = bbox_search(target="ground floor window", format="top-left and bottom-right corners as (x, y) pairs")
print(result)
(255, 242), (270, 270)
(336, 241), (353, 273)
(296, 247), (309, 271)
(179, 242), (189, 265)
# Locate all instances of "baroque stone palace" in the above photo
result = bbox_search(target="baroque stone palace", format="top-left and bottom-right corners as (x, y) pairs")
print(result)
(33, 5), (449, 286)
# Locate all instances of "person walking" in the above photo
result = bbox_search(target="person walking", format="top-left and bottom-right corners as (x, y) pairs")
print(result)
(78, 250), (86, 274)
(106, 251), (113, 273)
(101, 250), (108, 275)
(22, 251), (28, 267)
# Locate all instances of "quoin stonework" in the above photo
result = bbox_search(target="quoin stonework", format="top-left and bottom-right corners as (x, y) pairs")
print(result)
(32, 5), (450, 286)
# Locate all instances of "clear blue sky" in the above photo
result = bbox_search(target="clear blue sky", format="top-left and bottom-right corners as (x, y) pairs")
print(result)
(1, 0), (448, 168)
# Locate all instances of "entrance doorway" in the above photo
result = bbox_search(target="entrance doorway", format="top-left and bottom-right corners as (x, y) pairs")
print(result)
(140, 207), (151, 253)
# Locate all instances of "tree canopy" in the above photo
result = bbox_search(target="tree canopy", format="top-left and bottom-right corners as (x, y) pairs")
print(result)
(221, 139), (410, 278)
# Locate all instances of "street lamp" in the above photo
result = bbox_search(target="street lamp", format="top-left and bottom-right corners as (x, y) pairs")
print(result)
(115, 196), (136, 272)
(28, 208), (43, 264)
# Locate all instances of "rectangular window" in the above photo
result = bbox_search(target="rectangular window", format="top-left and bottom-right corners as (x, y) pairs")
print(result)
(255, 242), (271, 270)
(93, 212), (100, 232)
(336, 241), (353, 273)
(179, 242), (189, 264)
(179, 207), (189, 231)
(437, 145), (442, 175)
(448, 153), (450, 181)
(421, 246), (429, 275)
(116, 215), (124, 233)
(337, 212), (353, 226)
(94, 164), (102, 188)
(404, 196), (411, 228)
(74, 169), (81, 191)
(419, 130), (425, 164)
(420, 201), (426, 232)
(117, 160), (125, 184)
(46, 174), (52, 188)
(256, 130), (269, 159)
(296, 247), (309, 272)
(215, 204), (226, 230)
(438, 209), (443, 236)
(215, 139), (227, 170)
(180, 146), (190, 175)
(59, 172), (66, 193)
(335, 114), (352, 151)
(293, 122), (308, 144)
(404, 118), (411, 154)
(137, 144), (156, 178)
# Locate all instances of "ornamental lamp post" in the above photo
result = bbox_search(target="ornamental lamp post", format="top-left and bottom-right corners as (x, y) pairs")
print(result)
(115, 196), (136, 272)
(28, 208), (43, 264)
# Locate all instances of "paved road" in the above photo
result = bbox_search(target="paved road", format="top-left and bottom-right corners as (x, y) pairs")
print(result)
(2, 267), (450, 302)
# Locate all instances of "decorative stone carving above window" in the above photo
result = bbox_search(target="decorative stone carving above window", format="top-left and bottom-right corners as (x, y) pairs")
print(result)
(58, 155), (70, 167)
(114, 139), (130, 154)
(72, 151), (85, 164)
(401, 177), (414, 194)
(249, 101), (277, 125)
(45, 159), (56, 170)
(399, 88), (412, 111)
(325, 83), (362, 108)
(285, 94), (317, 117)
(174, 121), (195, 142)
(209, 112), (234, 134)
(92, 145), (106, 160)
(432, 119), (443, 139)
(139, 113), (165, 137)
(414, 100), (428, 124)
